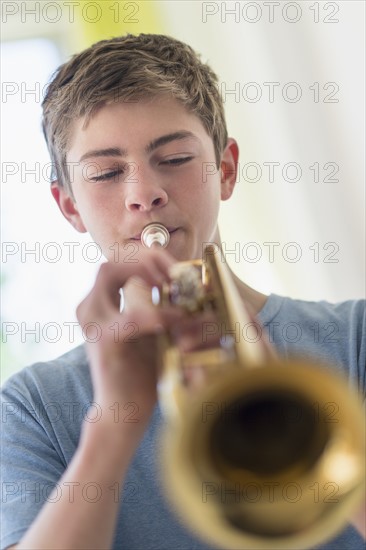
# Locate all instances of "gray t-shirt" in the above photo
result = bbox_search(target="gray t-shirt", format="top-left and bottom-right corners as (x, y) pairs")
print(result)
(1, 294), (365, 549)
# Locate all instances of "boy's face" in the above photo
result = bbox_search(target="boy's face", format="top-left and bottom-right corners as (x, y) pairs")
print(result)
(53, 95), (238, 262)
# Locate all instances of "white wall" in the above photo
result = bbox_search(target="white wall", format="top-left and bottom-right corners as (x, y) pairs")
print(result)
(161, 0), (365, 301)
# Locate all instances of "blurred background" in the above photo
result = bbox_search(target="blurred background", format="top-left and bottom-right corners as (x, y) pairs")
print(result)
(1, 1), (365, 381)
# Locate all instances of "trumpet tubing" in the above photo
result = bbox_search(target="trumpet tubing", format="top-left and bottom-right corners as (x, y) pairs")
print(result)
(141, 223), (365, 550)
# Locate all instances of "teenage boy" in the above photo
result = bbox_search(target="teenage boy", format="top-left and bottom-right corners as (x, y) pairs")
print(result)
(1, 34), (365, 550)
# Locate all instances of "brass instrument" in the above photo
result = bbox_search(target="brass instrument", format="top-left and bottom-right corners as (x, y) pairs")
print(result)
(141, 222), (365, 550)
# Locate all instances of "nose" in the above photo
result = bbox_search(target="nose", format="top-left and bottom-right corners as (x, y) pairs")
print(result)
(124, 178), (168, 212)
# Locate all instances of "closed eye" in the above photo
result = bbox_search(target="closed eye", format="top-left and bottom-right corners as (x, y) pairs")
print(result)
(90, 170), (123, 182)
(160, 156), (193, 166)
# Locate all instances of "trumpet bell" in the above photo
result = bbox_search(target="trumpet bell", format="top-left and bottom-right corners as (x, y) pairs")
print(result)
(161, 360), (365, 549)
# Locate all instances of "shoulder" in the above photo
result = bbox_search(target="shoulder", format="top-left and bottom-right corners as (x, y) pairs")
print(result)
(258, 295), (366, 394)
(1, 344), (92, 467)
(1, 344), (92, 407)
(258, 294), (365, 325)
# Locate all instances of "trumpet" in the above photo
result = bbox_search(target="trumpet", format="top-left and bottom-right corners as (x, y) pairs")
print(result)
(141, 222), (365, 550)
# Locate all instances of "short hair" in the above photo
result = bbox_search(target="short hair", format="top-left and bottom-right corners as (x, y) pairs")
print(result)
(42, 34), (228, 194)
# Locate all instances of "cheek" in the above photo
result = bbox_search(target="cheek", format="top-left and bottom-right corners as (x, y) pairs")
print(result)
(195, 176), (221, 216)
(74, 182), (115, 219)
(180, 165), (221, 201)
(182, 179), (221, 242)
(72, 192), (119, 248)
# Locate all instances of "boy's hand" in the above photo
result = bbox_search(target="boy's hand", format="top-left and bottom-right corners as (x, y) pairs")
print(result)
(76, 248), (184, 445)
(75, 247), (274, 454)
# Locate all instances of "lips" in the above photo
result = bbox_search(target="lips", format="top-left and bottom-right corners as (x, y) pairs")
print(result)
(130, 227), (179, 241)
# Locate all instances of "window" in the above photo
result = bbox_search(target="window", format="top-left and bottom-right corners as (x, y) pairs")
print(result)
(1, 39), (100, 382)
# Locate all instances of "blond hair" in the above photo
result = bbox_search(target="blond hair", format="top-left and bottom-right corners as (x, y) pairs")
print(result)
(42, 34), (228, 193)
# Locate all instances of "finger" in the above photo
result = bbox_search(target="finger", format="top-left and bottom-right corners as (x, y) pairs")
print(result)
(170, 311), (221, 352)
(83, 250), (176, 314)
(110, 305), (186, 340)
(102, 250), (174, 294)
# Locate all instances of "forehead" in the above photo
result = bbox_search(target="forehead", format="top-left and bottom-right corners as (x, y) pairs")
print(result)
(66, 95), (212, 157)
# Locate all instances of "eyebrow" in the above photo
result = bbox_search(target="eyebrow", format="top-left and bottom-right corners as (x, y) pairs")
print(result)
(79, 147), (127, 163)
(145, 131), (198, 154)
(78, 131), (198, 163)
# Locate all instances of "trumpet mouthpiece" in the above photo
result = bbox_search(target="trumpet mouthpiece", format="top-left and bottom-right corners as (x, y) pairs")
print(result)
(141, 223), (170, 248)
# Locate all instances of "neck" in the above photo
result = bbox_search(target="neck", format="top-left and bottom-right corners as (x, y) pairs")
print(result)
(211, 229), (268, 316)
(230, 270), (268, 316)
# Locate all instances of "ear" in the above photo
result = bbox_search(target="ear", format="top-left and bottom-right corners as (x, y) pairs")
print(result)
(220, 138), (239, 201)
(51, 181), (87, 233)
